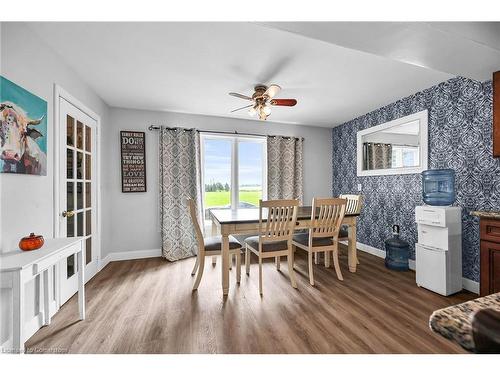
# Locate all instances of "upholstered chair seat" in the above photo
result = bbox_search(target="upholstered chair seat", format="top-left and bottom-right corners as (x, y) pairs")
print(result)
(204, 235), (242, 251)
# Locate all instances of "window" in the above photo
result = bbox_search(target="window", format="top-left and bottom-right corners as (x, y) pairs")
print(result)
(391, 145), (420, 168)
(201, 134), (267, 221)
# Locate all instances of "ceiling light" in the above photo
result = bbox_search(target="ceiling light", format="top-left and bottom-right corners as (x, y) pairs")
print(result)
(263, 105), (271, 115)
(248, 107), (256, 116)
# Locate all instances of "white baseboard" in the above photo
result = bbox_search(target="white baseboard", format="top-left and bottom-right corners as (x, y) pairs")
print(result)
(347, 241), (479, 295)
(1, 248), (162, 350)
(99, 248), (162, 270)
(462, 277), (480, 294)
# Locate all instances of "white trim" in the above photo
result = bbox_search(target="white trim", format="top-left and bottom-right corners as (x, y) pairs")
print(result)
(356, 109), (428, 176)
(100, 249), (162, 267)
(462, 277), (480, 294)
(409, 259), (416, 270)
(346, 240), (479, 294)
(53, 84), (102, 273)
(199, 133), (267, 211)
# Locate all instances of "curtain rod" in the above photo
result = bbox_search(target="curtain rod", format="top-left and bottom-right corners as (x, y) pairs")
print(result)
(148, 125), (304, 140)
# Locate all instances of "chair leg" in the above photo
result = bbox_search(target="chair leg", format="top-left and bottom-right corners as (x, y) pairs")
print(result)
(308, 251), (314, 286)
(193, 255), (205, 290)
(288, 251), (298, 289)
(236, 252), (241, 284)
(191, 255), (200, 276)
(314, 252), (319, 264)
(325, 250), (331, 268)
(212, 256), (217, 266)
(245, 246), (250, 275)
(229, 253), (233, 270)
(275, 256), (280, 270)
(259, 257), (263, 295)
(333, 248), (344, 281)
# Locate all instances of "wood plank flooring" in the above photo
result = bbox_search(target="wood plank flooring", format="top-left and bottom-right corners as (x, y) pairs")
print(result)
(25, 247), (474, 353)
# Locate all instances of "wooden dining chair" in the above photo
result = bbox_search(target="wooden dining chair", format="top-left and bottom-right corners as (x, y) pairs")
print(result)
(244, 199), (299, 295)
(313, 194), (363, 265)
(338, 194), (363, 264)
(293, 198), (347, 285)
(187, 198), (243, 291)
(339, 194), (363, 216)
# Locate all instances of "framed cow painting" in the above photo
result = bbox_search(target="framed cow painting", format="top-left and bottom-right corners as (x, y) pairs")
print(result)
(0, 76), (48, 175)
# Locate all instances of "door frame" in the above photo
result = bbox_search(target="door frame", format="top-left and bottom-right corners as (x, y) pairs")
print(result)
(53, 84), (102, 278)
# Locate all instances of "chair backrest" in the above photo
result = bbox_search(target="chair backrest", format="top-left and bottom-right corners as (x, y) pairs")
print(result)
(186, 198), (204, 251)
(258, 199), (299, 247)
(310, 197), (347, 239)
(339, 194), (363, 215)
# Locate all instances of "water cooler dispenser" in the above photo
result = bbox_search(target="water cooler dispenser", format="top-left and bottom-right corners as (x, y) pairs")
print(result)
(415, 169), (462, 296)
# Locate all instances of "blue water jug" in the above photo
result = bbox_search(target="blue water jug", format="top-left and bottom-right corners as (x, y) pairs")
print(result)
(385, 225), (409, 271)
(422, 169), (455, 206)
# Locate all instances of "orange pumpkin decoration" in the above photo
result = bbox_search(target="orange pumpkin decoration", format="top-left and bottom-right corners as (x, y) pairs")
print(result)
(19, 233), (44, 251)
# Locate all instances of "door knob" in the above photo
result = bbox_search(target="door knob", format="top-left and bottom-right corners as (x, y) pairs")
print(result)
(62, 210), (75, 218)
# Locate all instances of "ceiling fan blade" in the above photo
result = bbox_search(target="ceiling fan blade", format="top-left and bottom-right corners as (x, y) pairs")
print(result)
(264, 84), (281, 99)
(229, 92), (253, 101)
(230, 104), (253, 113)
(270, 98), (297, 107)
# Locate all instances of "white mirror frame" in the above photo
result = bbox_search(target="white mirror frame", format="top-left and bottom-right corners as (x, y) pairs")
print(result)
(356, 109), (428, 176)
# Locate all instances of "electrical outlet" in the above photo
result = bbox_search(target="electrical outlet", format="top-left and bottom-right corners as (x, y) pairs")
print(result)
(357, 183), (362, 191)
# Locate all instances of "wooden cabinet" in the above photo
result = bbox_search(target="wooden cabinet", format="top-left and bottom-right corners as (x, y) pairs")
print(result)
(494, 71), (500, 157)
(480, 218), (500, 296)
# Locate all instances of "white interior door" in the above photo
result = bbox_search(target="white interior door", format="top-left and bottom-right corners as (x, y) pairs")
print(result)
(58, 97), (99, 305)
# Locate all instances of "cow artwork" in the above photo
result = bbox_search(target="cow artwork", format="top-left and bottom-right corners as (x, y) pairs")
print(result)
(0, 76), (47, 175)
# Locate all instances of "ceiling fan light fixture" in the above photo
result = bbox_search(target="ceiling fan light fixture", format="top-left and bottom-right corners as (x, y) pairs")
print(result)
(263, 105), (271, 116)
(248, 106), (257, 116)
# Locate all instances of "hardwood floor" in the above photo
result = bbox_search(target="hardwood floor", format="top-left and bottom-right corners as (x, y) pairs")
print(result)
(25, 247), (474, 353)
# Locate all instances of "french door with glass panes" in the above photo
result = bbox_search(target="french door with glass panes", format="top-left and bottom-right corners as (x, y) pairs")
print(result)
(58, 97), (99, 305)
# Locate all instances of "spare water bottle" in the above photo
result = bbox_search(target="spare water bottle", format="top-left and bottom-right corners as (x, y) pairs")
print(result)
(422, 169), (455, 206)
(385, 225), (409, 271)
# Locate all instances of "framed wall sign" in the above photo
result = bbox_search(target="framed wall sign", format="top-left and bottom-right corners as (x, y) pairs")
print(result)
(120, 131), (146, 192)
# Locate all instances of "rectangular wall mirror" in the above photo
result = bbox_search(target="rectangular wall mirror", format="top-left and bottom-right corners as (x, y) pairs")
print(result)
(357, 110), (428, 176)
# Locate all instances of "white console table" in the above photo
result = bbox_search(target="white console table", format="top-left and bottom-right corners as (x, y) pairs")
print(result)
(0, 237), (85, 353)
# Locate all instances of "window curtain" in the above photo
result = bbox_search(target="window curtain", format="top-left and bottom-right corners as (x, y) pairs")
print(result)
(159, 127), (202, 261)
(363, 142), (392, 170)
(267, 136), (304, 203)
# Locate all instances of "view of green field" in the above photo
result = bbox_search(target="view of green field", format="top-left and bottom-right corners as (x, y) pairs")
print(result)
(204, 190), (262, 207)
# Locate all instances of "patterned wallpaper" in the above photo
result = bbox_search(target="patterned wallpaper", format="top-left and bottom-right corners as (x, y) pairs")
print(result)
(332, 77), (498, 282)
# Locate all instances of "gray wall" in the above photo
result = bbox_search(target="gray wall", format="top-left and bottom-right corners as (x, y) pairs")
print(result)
(102, 108), (333, 256)
(0, 22), (110, 345)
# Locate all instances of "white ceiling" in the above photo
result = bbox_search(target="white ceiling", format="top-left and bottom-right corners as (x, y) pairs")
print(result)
(26, 22), (498, 127)
(262, 22), (500, 82)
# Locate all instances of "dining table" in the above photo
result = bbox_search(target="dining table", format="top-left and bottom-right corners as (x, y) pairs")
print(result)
(209, 206), (360, 296)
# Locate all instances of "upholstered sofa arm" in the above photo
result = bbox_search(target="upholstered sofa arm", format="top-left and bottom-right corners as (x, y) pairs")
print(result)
(429, 292), (500, 352)
(472, 308), (500, 353)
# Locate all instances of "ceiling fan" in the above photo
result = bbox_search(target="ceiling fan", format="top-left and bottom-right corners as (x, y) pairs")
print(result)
(229, 84), (297, 120)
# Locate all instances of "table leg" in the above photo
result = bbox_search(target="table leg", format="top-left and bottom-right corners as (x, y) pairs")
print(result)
(212, 220), (217, 266)
(12, 271), (24, 353)
(221, 233), (230, 296)
(77, 249), (86, 320)
(43, 269), (51, 325)
(348, 222), (357, 273)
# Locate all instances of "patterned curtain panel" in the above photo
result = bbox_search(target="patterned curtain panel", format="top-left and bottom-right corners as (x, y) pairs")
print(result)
(364, 142), (392, 170)
(267, 136), (304, 203)
(159, 128), (202, 261)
